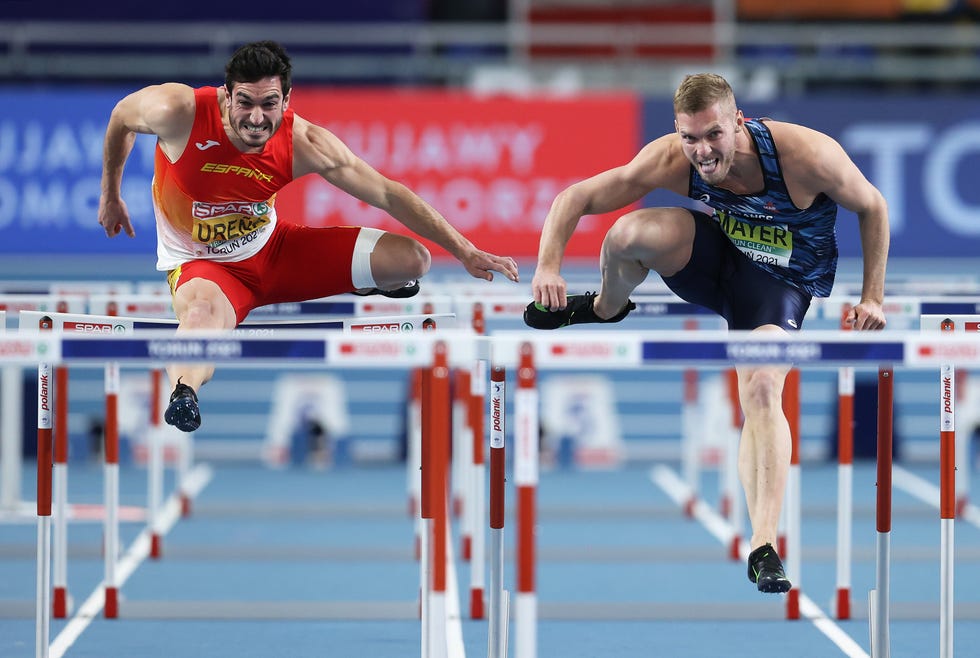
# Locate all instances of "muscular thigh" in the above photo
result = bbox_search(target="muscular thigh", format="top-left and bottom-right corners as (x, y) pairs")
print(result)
(660, 210), (730, 315)
(659, 211), (811, 331)
(255, 223), (362, 305)
(613, 207), (696, 275)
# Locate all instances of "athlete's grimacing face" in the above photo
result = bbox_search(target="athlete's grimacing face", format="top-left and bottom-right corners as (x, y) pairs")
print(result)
(675, 101), (742, 186)
(225, 77), (289, 149)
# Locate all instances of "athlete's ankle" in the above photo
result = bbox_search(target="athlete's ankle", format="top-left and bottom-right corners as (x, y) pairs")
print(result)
(592, 295), (624, 321)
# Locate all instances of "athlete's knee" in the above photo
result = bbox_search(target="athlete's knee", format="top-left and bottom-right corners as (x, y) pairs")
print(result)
(739, 368), (785, 419)
(176, 285), (234, 330)
(603, 208), (675, 259)
(179, 298), (222, 330)
(603, 211), (646, 257)
(402, 239), (431, 279)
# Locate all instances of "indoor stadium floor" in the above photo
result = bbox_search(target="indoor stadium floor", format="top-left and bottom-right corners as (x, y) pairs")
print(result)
(2, 457), (978, 657)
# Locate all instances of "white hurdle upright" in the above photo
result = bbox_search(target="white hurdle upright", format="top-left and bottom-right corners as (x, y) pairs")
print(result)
(35, 318), (53, 658)
(487, 364), (509, 658)
(835, 304), (855, 621)
(513, 343), (538, 658)
(939, 319), (955, 658)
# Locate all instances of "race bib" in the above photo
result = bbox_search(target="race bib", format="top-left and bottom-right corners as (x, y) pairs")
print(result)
(717, 211), (792, 268)
(191, 200), (273, 255)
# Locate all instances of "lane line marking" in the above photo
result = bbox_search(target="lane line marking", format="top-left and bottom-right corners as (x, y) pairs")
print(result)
(49, 464), (213, 658)
(894, 465), (980, 529)
(650, 464), (870, 658)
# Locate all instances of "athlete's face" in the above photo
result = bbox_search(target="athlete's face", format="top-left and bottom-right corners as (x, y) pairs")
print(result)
(675, 100), (742, 186)
(225, 77), (289, 149)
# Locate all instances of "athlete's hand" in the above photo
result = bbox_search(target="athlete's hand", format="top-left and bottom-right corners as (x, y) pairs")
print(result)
(531, 270), (568, 310)
(849, 299), (886, 331)
(98, 197), (136, 238)
(461, 249), (519, 283)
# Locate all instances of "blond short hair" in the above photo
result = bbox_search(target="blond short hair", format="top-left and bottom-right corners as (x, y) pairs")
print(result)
(673, 73), (736, 116)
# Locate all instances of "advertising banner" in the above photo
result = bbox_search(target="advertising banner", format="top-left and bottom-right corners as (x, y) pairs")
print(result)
(2, 86), (979, 260)
(279, 89), (640, 259)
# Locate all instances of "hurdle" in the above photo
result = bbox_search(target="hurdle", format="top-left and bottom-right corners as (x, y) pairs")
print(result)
(18, 308), (454, 628)
(1, 296), (85, 515)
(7, 328), (479, 658)
(8, 327), (980, 657)
(919, 313), (980, 658)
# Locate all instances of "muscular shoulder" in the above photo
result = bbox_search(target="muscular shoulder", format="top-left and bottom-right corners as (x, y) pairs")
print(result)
(116, 82), (195, 142)
(762, 119), (850, 188)
(291, 114), (357, 177)
(622, 133), (692, 194)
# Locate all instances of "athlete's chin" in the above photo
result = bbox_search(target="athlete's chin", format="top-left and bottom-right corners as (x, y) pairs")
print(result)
(241, 134), (270, 148)
(700, 171), (725, 186)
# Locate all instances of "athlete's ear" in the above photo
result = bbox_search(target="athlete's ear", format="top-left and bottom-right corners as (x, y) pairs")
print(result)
(283, 91), (290, 110)
(734, 109), (744, 132)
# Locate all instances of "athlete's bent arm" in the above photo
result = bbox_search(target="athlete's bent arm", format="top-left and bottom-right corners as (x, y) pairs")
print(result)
(99, 83), (195, 239)
(803, 130), (889, 330)
(293, 116), (518, 283)
(533, 135), (688, 309)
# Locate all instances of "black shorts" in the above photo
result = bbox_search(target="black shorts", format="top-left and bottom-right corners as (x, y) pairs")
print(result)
(661, 211), (811, 331)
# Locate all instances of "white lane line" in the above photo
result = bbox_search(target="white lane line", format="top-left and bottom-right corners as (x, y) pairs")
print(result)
(49, 464), (213, 658)
(445, 523), (465, 658)
(650, 464), (870, 658)
(893, 465), (980, 529)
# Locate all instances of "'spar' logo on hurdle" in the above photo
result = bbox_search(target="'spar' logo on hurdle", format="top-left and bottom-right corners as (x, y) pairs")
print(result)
(64, 321), (127, 334)
(349, 322), (415, 333)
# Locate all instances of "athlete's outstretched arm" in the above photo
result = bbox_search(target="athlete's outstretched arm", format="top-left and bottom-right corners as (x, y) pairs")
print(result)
(293, 116), (518, 283)
(533, 135), (688, 310)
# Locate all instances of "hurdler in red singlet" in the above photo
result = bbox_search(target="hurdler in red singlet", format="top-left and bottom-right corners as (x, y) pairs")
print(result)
(155, 86), (371, 324)
(99, 41), (518, 432)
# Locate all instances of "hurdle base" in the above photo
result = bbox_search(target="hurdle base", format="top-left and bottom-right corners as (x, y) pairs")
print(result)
(470, 587), (484, 620)
(53, 587), (71, 618)
(104, 586), (118, 618)
(835, 588), (851, 620)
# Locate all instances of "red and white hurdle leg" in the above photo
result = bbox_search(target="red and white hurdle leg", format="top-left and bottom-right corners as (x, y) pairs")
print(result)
(514, 343), (538, 658)
(103, 362), (121, 619)
(52, 364), (70, 618)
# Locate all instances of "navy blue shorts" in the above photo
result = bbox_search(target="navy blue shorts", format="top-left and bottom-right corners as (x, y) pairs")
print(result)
(661, 211), (811, 331)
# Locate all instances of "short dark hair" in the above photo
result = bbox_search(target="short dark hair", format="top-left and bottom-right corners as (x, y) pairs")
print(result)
(225, 40), (292, 96)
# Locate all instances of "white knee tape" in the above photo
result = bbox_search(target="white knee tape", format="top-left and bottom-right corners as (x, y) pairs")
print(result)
(351, 227), (384, 289)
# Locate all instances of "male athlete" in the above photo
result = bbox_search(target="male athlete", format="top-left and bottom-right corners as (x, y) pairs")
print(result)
(99, 41), (519, 432)
(524, 73), (888, 593)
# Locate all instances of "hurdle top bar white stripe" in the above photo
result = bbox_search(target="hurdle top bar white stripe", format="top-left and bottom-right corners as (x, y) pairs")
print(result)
(0, 295), (87, 315)
(0, 281), (135, 295)
(86, 294), (457, 319)
(0, 328), (979, 369)
(18, 310), (456, 336)
(815, 296), (980, 326)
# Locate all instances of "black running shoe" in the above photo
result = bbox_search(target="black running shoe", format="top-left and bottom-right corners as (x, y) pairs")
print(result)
(164, 380), (201, 433)
(351, 280), (421, 299)
(747, 543), (792, 594)
(523, 292), (635, 330)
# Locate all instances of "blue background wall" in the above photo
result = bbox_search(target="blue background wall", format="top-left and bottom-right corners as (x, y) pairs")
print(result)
(2, 87), (979, 259)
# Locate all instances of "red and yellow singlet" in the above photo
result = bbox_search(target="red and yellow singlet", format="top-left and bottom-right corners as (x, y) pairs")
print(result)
(151, 86), (295, 270)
